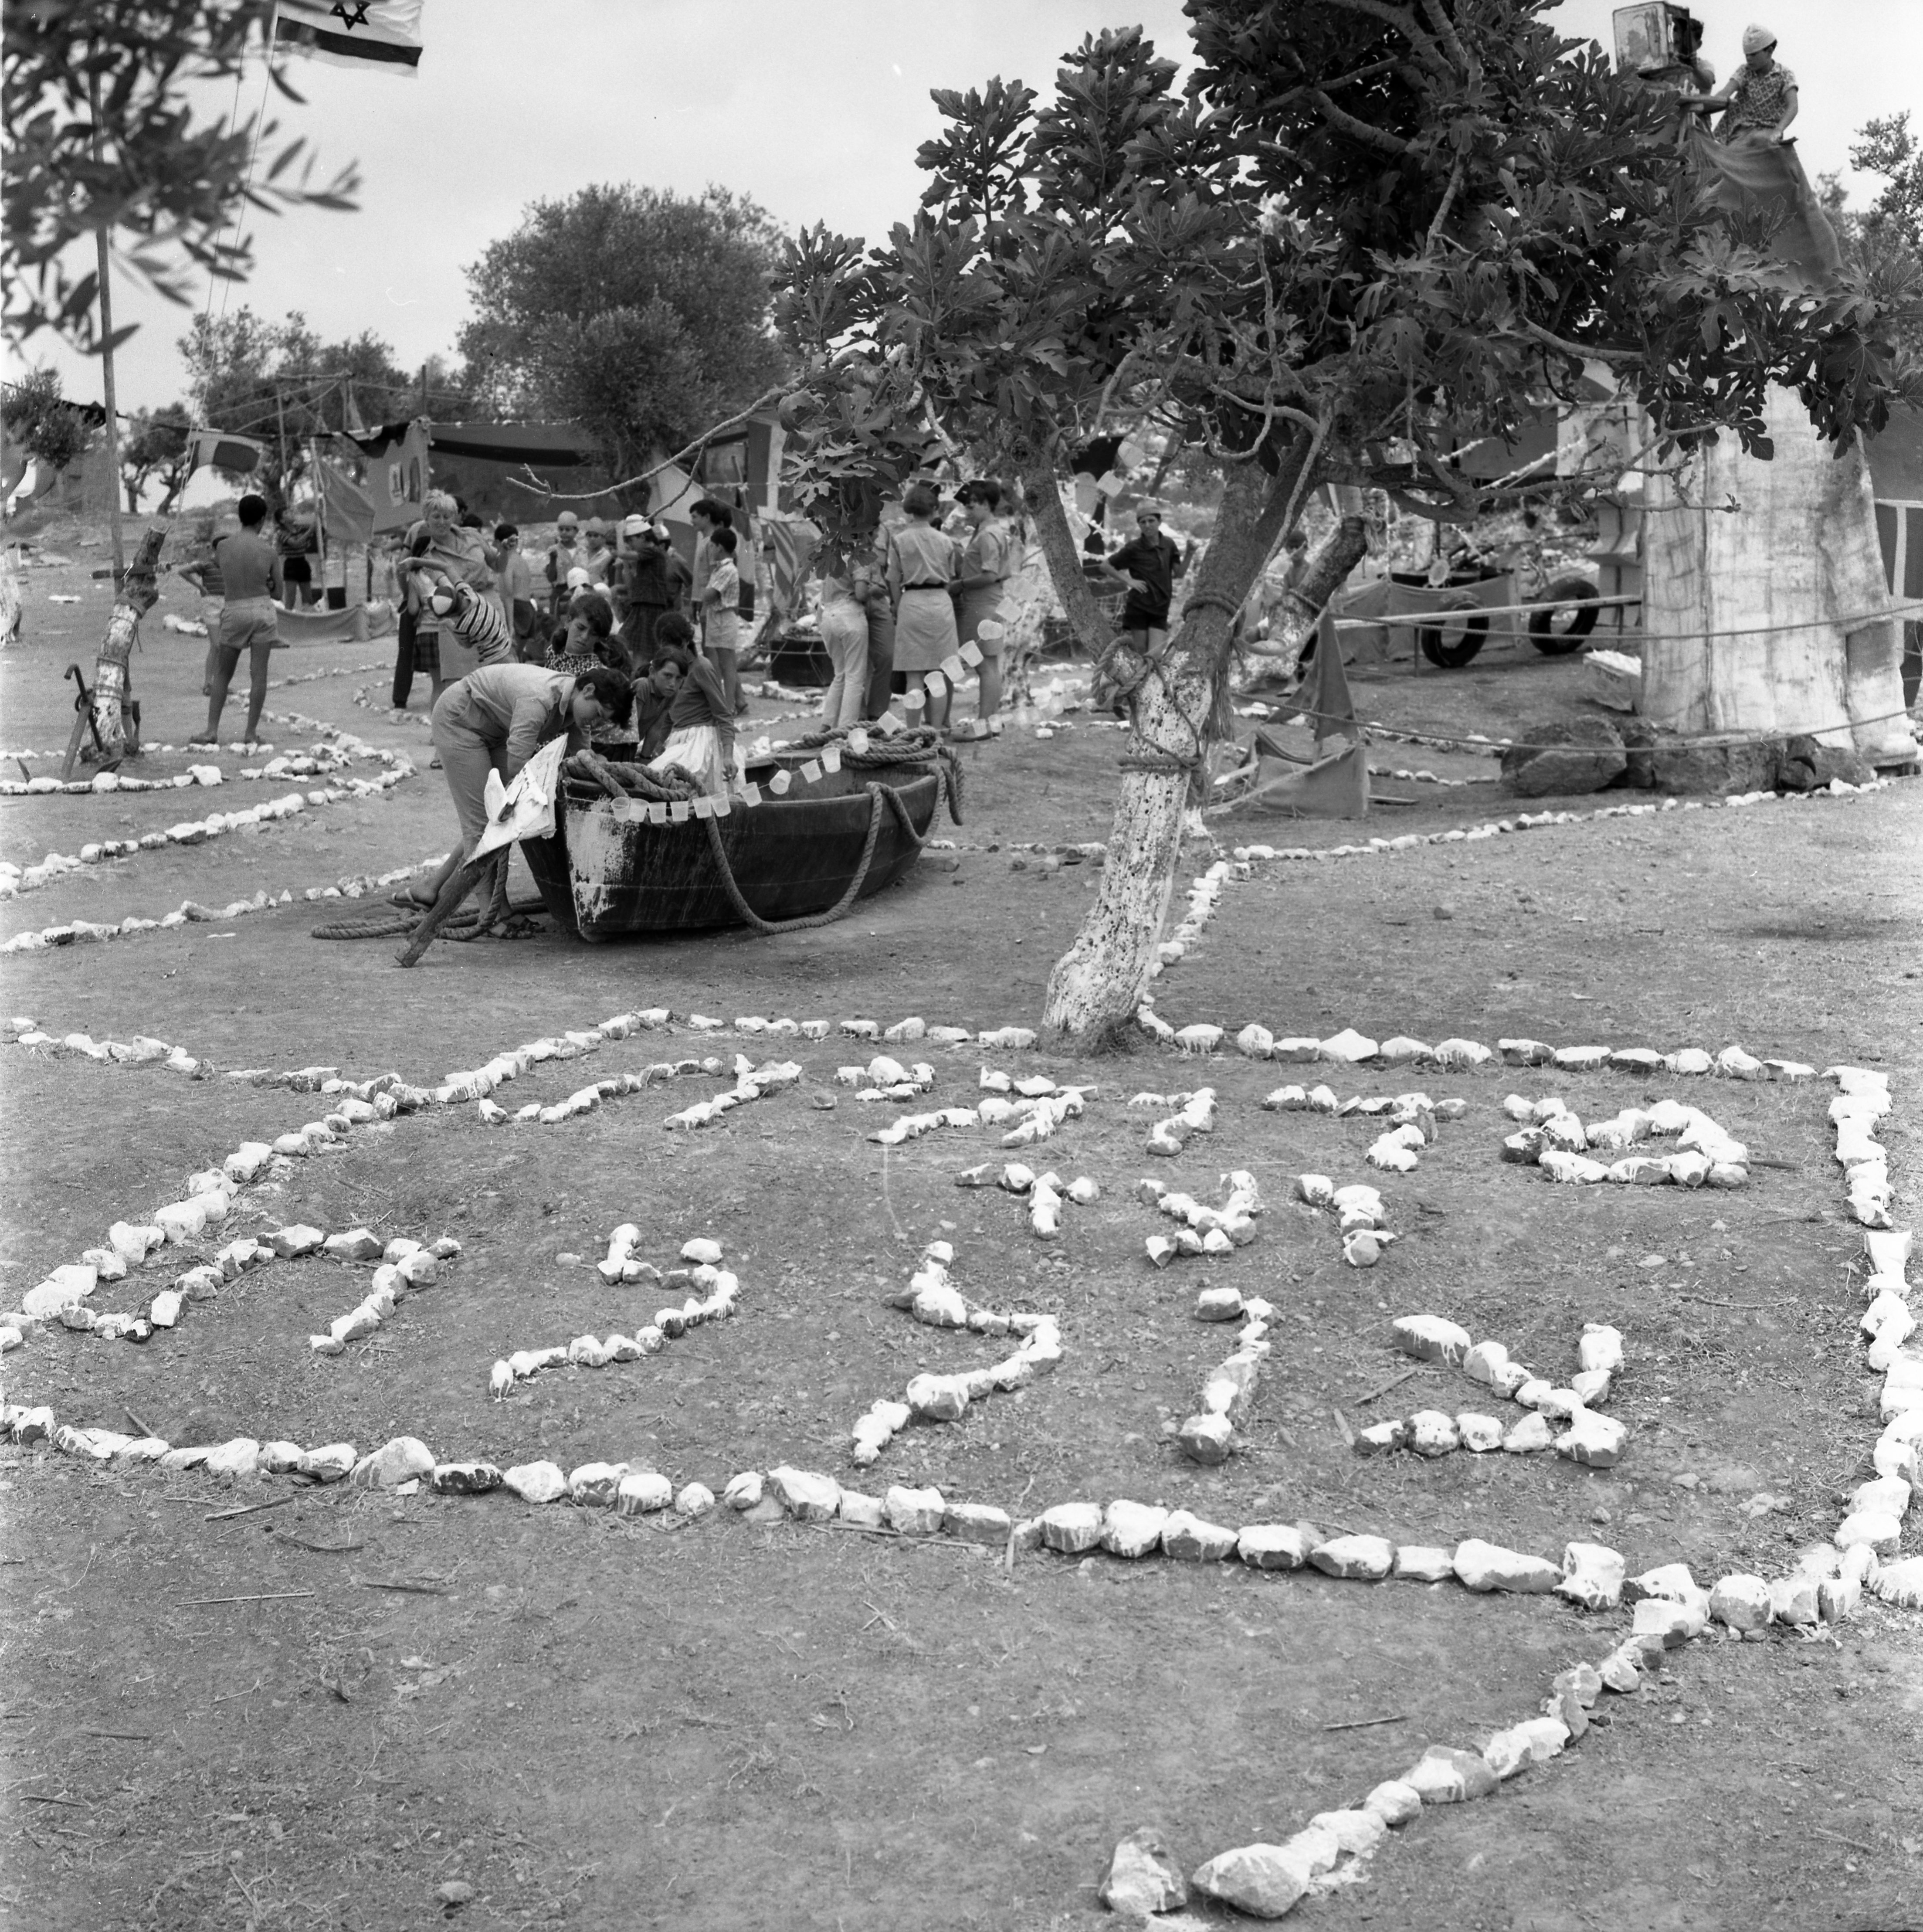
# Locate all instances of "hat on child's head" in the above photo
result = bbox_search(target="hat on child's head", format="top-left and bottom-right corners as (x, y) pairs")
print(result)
(621, 513), (647, 536)
(1741, 23), (1776, 54)
(583, 516), (607, 536)
(565, 566), (592, 591)
(556, 510), (579, 529)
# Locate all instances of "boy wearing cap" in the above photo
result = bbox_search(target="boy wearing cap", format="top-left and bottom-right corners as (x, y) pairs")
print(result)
(1691, 25), (1798, 145)
(544, 512), (581, 617)
(579, 517), (614, 590)
(1107, 502), (1185, 658)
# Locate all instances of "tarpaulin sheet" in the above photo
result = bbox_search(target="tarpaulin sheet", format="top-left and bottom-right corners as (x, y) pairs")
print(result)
(1687, 132), (1842, 291)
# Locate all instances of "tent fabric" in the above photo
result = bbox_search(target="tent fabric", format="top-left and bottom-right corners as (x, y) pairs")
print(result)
(315, 457), (377, 548)
(1686, 131), (1842, 291)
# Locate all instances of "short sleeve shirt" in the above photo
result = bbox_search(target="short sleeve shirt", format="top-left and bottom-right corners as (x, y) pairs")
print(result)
(1721, 62), (1795, 137)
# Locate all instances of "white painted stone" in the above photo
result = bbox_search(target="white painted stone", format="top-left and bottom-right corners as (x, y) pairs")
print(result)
(323, 1228), (382, 1262)
(1768, 1573), (1821, 1626)
(613, 1469), (672, 1514)
(885, 1484), (946, 1535)
(1175, 1412), (1235, 1463)
(1403, 1745), (1499, 1804)
(1363, 1780), (1423, 1827)
(1454, 1539), (1560, 1594)
(1161, 1510), (1237, 1561)
(1462, 1339), (1514, 1386)
(1708, 1574), (1771, 1630)
(1238, 1524), (1309, 1570)
(1835, 1509), (1903, 1556)
(1102, 1500), (1170, 1559)
(1407, 1409), (1460, 1457)
(353, 1436), (434, 1488)
(1394, 1314), (1472, 1365)
(503, 1460), (568, 1504)
(1040, 1502), (1104, 1554)
(945, 1501), (1013, 1544)
(1557, 1410), (1627, 1466)
(1309, 1534), (1394, 1581)
(1190, 1843), (1312, 1919)
(769, 1466), (841, 1521)
(1452, 1412), (1503, 1454)
(1555, 1542), (1626, 1610)
(1483, 1716), (1570, 1781)
(1502, 1413), (1556, 1453)
(1392, 1545), (1454, 1582)
(1578, 1324), (1625, 1374)
(1100, 1829), (1189, 1916)
(725, 1471), (763, 1511)
(1870, 1557), (1923, 1608)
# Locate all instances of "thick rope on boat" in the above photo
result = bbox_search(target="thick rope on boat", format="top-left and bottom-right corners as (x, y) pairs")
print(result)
(562, 747), (704, 805)
(699, 763), (955, 936)
(780, 723), (966, 827)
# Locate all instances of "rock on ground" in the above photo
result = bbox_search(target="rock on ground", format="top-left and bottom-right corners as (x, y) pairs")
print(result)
(1100, 1828), (1188, 1915)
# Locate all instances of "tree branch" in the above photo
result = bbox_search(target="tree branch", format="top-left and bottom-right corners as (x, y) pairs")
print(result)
(1519, 319), (1635, 366)
(1311, 91), (1414, 158)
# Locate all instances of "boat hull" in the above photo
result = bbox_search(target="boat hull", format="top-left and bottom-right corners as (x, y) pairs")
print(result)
(523, 766), (941, 938)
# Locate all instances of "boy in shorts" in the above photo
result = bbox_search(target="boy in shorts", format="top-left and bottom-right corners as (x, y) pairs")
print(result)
(193, 493), (282, 745)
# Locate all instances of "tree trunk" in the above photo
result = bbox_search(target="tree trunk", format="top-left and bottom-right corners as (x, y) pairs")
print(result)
(1023, 455), (1110, 656)
(1041, 449), (1312, 1050)
(1245, 513), (1370, 682)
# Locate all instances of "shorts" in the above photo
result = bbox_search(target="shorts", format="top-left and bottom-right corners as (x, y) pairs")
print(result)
(217, 597), (280, 654)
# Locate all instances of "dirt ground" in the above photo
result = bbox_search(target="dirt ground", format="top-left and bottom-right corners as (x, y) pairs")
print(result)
(2, 536), (1920, 1932)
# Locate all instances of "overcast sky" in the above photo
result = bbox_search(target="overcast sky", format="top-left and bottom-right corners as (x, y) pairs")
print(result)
(17, 0), (1921, 419)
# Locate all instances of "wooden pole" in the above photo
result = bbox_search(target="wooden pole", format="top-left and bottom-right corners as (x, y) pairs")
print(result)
(87, 73), (124, 585)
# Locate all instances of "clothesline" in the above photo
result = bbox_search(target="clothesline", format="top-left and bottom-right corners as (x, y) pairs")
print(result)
(1277, 699), (1920, 758)
(1331, 594), (1923, 641)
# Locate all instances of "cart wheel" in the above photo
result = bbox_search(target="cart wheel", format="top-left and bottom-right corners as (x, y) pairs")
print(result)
(1529, 577), (1601, 655)
(1416, 596), (1489, 669)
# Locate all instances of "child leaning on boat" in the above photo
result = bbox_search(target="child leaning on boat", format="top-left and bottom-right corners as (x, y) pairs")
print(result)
(647, 607), (736, 795)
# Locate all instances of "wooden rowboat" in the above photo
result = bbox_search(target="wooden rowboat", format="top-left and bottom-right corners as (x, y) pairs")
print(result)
(522, 757), (947, 939)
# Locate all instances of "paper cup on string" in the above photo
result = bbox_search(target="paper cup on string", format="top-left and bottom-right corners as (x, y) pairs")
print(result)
(692, 795), (716, 820)
(940, 654), (967, 682)
(741, 783), (763, 807)
(960, 641), (986, 666)
(669, 800), (692, 822)
(925, 673), (948, 700)
(800, 760), (823, 784)
(848, 729), (870, 755)
(902, 689), (926, 713)
(770, 769), (793, 795)
(822, 747), (842, 773)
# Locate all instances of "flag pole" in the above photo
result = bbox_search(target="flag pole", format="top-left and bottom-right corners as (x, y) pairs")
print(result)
(87, 71), (125, 585)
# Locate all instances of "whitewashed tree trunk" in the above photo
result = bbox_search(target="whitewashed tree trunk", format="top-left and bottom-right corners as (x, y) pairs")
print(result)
(1038, 455), (1307, 1049)
(1642, 385), (1910, 761)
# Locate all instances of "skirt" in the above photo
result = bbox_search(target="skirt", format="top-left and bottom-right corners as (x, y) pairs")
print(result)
(892, 586), (958, 674)
(650, 723), (728, 796)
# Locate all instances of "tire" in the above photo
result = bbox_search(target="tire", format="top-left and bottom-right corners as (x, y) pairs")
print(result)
(1529, 577), (1601, 655)
(1416, 594), (1489, 669)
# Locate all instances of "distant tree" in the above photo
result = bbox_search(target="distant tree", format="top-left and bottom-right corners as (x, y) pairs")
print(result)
(3, 0), (358, 352)
(1, 368), (94, 477)
(460, 184), (790, 472)
(120, 401), (193, 512)
(178, 307), (468, 502)
(1853, 113), (1923, 251)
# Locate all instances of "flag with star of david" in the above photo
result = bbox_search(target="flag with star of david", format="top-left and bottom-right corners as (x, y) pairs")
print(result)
(276, 0), (424, 74)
